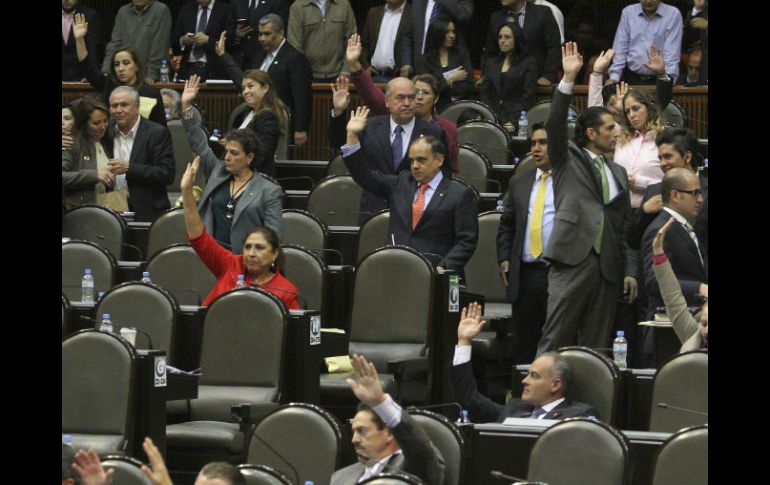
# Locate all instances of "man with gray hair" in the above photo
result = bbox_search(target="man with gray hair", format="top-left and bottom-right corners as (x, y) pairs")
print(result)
(108, 86), (175, 222)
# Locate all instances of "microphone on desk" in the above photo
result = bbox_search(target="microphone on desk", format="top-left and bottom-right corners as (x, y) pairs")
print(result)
(490, 469), (527, 482)
(657, 402), (708, 417)
(254, 284), (309, 310)
(87, 233), (144, 260)
(79, 315), (154, 349)
(406, 402), (463, 421)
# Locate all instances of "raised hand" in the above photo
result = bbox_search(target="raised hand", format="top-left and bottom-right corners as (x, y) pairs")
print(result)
(346, 354), (386, 406)
(181, 156), (201, 193)
(215, 31), (227, 56)
(593, 49), (615, 75)
(457, 302), (486, 346)
(140, 437), (174, 485)
(181, 74), (201, 108)
(651, 216), (676, 255)
(72, 449), (114, 485)
(644, 45), (665, 76)
(561, 42), (583, 82)
(346, 33), (363, 71)
(346, 105), (370, 135)
(331, 75), (351, 115)
(73, 13), (88, 39)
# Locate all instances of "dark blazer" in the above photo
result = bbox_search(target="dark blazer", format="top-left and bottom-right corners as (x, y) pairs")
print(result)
(451, 361), (599, 423)
(330, 411), (445, 485)
(417, 47), (475, 112)
(344, 148), (478, 274)
(230, 108), (280, 177)
(400, 0), (474, 70)
(360, 3), (413, 71)
(329, 112), (449, 223)
(642, 210), (707, 317)
(480, 54), (538, 125)
(62, 4), (101, 81)
(109, 118), (175, 222)
(485, 4), (561, 82)
(496, 169), (537, 303)
(545, 89), (637, 283)
(231, 0), (291, 67)
(172, 0), (236, 80)
(61, 137), (115, 211)
(683, 5), (708, 84)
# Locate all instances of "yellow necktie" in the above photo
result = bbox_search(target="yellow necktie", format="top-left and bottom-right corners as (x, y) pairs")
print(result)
(529, 171), (550, 259)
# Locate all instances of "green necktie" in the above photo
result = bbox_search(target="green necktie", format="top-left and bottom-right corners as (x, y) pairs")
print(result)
(593, 155), (609, 253)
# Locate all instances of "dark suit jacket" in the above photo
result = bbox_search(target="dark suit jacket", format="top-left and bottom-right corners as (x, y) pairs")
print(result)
(230, 108), (280, 177)
(545, 89), (637, 283)
(641, 210), (707, 317)
(109, 118), (175, 222)
(172, 0), (236, 80)
(480, 55), (538, 125)
(360, 3), (412, 71)
(329, 112), (449, 223)
(417, 47), (475, 112)
(451, 361), (599, 423)
(400, 0), (474, 70)
(62, 4), (101, 81)
(343, 148), (478, 274)
(231, 0), (291, 68)
(484, 4), (561, 82)
(330, 411), (445, 485)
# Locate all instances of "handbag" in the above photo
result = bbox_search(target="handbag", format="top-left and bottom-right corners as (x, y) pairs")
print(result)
(96, 189), (129, 212)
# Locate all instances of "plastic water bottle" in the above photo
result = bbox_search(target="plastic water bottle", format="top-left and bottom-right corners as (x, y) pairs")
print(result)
(517, 110), (528, 140)
(209, 128), (222, 143)
(97, 291), (105, 301)
(613, 330), (628, 370)
(304, 482), (315, 485)
(567, 111), (577, 132)
(513, 156), (520, 166)
(456, 409), (471, 424)
(141, 271), (152, 284)
(63, 434), (72, 445)
(99, 313), (113, 333)
(159, 60), (170, 83)
(81, 268), (95, 303)
(236, 274), (246, 288)
(496, 199), (505, 212)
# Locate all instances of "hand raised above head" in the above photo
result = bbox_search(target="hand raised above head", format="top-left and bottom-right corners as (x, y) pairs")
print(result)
(561, 42), (584, 81)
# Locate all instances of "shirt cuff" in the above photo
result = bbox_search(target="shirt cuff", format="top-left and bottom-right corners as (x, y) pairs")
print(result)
(652, 253), (668, 265)
(340, 142), (361, 157)
(453, 345), (472, 366)
(373, 394), (402, 429)
(557, 80), (574, 95)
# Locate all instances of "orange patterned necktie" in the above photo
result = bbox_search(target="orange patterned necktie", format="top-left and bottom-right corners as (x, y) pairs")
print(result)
(412, 183), (429, 229)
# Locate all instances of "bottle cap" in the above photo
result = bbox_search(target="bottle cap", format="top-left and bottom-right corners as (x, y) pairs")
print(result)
(617, 330), (625, 337)
(85, 268), (92, 274)
(102, 313), (111, 319)
(142, 272), (150, 277)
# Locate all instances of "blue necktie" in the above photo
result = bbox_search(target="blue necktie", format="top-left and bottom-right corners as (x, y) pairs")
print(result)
(392, 125), (404, 171)
(430, 2), (440, 23)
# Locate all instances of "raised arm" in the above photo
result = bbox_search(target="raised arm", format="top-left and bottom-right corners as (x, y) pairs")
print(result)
(546, 42), (583, 171)
(181, 156), (204, 239)
(588, 49), (614, 107)
(347, 34), (387, 115)
(180, 75), (221, 177)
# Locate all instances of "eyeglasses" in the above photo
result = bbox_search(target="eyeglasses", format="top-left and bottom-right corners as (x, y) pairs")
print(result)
(674, 188), (703, 197)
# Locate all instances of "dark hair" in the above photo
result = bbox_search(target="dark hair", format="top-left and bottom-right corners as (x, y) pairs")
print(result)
(538, 351), (574, 397)
(242, 225), (285, 274)
(109, 47), (145, 90)
(411, 134), (446, 158)
(424, 18), (455, 54)
(600, 84), (617, 106)
(456, 108), (484, 126)
(655, 127), (698, 167)
(660, 167), (694, 204)
(356, 402), (386, 430)
(619, 87), (664, 143)
(574, 106), (611, 148)
(72, 96), (111, 153)
(223, 129), (264, 171)
(62, 443), (80, 484)
(199, 462), (245, 485)
(530, 122), (547, 134)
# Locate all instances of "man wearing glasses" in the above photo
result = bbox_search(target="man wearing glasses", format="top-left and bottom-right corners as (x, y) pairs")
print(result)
(641, 167), (707, 320)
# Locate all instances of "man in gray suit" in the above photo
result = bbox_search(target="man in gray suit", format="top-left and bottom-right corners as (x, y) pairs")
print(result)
(537, 42), (638, 354)
(331, 354), (445, 485)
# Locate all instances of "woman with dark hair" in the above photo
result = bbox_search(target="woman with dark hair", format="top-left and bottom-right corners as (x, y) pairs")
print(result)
(479, 22), (537, 133)
(417, 19), (475, 111)
(180, 156), (299, 309)
(62, 96), (117, 211)
(181, 75), (283, 254)
(72, 13), (166, 126)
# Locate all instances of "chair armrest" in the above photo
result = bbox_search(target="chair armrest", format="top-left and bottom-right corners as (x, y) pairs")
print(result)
(230, 403), (282, 431)
(387, 357), (430, 379)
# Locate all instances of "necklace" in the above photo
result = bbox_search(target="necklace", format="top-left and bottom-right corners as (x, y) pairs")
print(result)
(225, 173), (254, 220)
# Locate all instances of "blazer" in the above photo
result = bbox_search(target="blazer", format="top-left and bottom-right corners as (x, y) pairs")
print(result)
(343, 148), (478, 274)
(61, 137), (115, 211)
(230, 0), (291, 67)
(108, 118), (175, 222)
(480, 55), (538, 125)
(417, 47), (475, 112)
(360, 3), (413, 70)
(230, 108), (280, 177)
(172, 0), (236, 80)
(652, 259), (704, 352)
(451, 361), (599, 423)
(545, 89), (637, 284)
(181, 115), (283, 253)
(330, 112), (448, 223)
(330, 411), (445, 485)
(62, 4), (101, 81)
(401, 0), (474, 69)
(484, 4), (561, 82)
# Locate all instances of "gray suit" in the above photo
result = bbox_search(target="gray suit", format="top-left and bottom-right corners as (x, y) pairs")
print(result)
(330, 412), (445, 485)
(537, 89), (638, 353)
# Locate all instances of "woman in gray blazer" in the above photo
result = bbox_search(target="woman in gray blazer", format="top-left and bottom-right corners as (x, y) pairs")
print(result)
(180, 75), (283, 254)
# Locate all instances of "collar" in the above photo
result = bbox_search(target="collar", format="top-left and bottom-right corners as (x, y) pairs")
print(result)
(389, 116), (415, 136)
(385, 1), (406, 13)
(583, 147), (604, 161)
(535, 167), (551, 180)
(267, 38), (287, 56)
(636, 3), (662, 18)
(132, 1), (153, 15)
(541, 397), (565, 415)
(117, 115), (141, 138)
(364, 450), (403, 476)
(663, 206), (693, 228)
(421, 170), (444, 191)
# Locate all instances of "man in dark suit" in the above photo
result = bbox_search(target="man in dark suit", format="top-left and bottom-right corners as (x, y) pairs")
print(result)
(399, 0), (473, 77)
(452, 303), (599, 423)
(62, 0), (101, 81)
(341, 107), (477, 276)
(537, 43), (638, 354)
(642, 168), (706, 318)
(230, 0), (290, 69)
(173, 0), (235, 81)
(497, 123), (553, 364)
(331, 354), (445, 485)
(360, 0), (412, 82)
(108, 86), (175, 223)
(484, 0), (561, 86)
(329, 76), (449, 224)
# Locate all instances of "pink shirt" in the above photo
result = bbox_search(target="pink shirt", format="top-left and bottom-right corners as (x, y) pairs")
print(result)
(613, 130), (663, 208)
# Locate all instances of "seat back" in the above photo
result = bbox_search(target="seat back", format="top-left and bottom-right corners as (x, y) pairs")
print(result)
(248, 403), (342, 485)
(439, 99), (498, 124)
(326, 154), (349, 176)
(62, 330), (136, 454)
(457, 145), (492, 193)
(281, 245), (326, 311)
(238, 464), (293, 485)
(101, 455), (152, 485)
(651, 424), (708, 485)
(513, 153), (535, 176)
(528, 418), (629, 485)
(144, 243), (217, 306)
(457, 120), (511, 165)
(357, 210), (390, 263)
(167, 119), (205, 192)
(526, 101), (580, 138)
(307, 175), (363, 227)
(281, 209), (328, 251)
(62, 204), (127, 260)
(62, 240), (117, 301)
(464, 211), (506, 303)
(662, 100), (687, 128)
(146, 208), (186, 260)
(649, 350), (708, 432)
(409, 410), (463, 485)
(191, 288), (288, 421)
(360, 474), (426, 485)
(558, 346), (621, 425)
(97, 282), (179, 363)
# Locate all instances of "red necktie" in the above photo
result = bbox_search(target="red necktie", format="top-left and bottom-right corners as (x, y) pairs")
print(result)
(412, 183), (429, 229)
